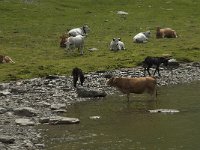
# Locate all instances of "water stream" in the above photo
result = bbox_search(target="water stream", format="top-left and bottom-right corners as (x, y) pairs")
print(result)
(40, 82), (200, 150)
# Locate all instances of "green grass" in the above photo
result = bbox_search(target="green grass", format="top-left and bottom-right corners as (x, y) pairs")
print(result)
(0, 0), (199, 82)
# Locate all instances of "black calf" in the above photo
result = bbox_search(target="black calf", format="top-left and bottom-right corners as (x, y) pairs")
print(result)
(72, 67), (85, 87)
(143, 56), (168, 76)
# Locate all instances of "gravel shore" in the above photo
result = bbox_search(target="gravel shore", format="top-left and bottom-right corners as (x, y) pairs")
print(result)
(0, 62), (200, 150)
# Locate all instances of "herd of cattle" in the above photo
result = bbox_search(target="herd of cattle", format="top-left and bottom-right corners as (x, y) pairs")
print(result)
(72, 55), (178, 101)
(66, 24), (179, 100)
(59, 24), (178, 52)
(1, 24), (180, 101)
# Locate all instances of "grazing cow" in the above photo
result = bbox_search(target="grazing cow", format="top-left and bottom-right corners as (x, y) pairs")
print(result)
(107, 76), (157, 101)
(143, 56), (169, 76)
(68, 25), (90, 37)
(133, 31), (151, 43)
(0, 55), (15, 63)
(156, 27), (177, 38)
(60, 34), (68, 48)
(72, 67), (85, 87)
(110, 38), (125, 51)
(65, 35), (85, 55)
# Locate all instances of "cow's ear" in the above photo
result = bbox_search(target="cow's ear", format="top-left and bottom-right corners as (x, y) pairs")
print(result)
(113, 38), (115, 41)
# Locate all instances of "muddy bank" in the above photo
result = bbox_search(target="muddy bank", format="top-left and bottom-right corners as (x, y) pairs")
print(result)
(0, 62), (200, 149)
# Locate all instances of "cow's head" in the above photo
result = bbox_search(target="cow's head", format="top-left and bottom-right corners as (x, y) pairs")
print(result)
(111, 38), (121, 50)
(107, 77), (117, 86)
(160, 57), (169, 66)
(60, 34), (68, 48)
(82, 25), (90, 35)
(143, 31), (151, 38)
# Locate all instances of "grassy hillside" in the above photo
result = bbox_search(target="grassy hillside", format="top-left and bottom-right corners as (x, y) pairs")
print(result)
(0, 0), (199, 81)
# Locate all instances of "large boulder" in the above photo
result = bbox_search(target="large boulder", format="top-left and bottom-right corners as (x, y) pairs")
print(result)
(0, 136), (15, 144)
(76, 87), (107, 98)
(14, 107), (38, 117)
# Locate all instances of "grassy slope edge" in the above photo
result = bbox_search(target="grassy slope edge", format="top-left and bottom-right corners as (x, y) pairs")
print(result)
(0, 0), (199, 82)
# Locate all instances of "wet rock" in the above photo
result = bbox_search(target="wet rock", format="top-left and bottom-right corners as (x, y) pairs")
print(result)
(0, 107), (7, 114)
(37, 101), (51, 107)
(0, 90), (11, 96)
(0, 136), (15, 144)
(39, 117), (50, 124)
(53, 109), (67, 113)
(50, 103), (66, 110)
(49, 116), (80, 125)
(15, 118), (35, 126)
(14, 107), (38, 117)
(35, 143), (45, 149)
(77, 87), (107, 98)
(23, 140), (35, 149)
(149, 109), (180, 114)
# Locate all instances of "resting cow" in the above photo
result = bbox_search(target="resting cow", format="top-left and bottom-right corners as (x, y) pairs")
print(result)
(156, 27), (177, 38)
(133, 31), (150, 43)
(110, 38), (125, 51)
(107, 76), (157, 101)
(0, 55), (15, 63)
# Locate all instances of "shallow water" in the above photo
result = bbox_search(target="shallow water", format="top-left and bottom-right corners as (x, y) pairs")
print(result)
(41, 82), (200, 150)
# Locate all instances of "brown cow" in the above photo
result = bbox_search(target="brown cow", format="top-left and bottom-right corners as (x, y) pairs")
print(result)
(0, 55), (15, 63)
(156, 27), (177, 38)
(107, 77), (157, 101)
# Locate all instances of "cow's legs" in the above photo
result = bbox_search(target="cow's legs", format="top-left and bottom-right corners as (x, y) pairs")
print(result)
(73, 76), (78, 87)
(154, 66), (161, 76)
(79, 45), (84, 55)
(144, 68), (146, 76)
(147, 66), (151, 76)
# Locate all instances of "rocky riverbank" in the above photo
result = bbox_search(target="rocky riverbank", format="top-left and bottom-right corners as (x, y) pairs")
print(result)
(0, 62), (200, 149)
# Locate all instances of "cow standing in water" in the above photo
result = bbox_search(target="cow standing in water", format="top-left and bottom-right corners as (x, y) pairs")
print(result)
(107, 76), (157, 101)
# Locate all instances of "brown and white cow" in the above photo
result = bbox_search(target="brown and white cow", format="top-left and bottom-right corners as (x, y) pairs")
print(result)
(156, 27), (177, 38)
(0, 55), (15, 63)
(107, 76), (157, 101)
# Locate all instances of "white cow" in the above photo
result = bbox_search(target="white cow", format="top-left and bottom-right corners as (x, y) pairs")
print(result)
(68, 25), (90, 37)
(65, 35), (85, 55)
(110, 38), (125, 51)
(133, 31), (151, 43)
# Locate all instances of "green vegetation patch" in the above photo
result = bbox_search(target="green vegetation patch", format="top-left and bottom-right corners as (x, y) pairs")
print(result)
(0, 0), (199, 82)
